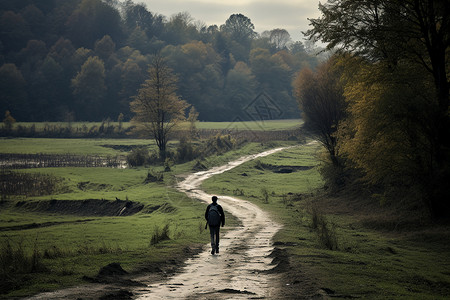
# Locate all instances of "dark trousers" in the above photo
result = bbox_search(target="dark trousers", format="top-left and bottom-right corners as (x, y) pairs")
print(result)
(209, 225), (220, 250)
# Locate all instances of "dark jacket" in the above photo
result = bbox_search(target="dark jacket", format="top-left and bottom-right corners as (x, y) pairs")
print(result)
(205, 203), (225, 226)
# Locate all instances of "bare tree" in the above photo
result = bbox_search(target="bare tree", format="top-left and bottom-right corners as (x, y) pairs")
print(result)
(269, 28), (291, 50)
(130, 55), (188, 160)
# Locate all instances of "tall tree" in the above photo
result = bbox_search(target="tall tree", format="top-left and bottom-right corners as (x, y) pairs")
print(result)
(126, 26), (150, 53)
(305, 0), (450, 150)
(130, 55), (188, 160)
(3, 110), (16, 132)
(293, 56), (346, 166)
(306, 0), (450, 216)
(71, 56), (106, 120)
(123, 1), (153, 32)
(224, 61), (257, 118)
(162, 41), (223, 119)
(33, 56), (65, 120)
(221, 14), (256, 45)
(164, 12), (198, 45)
(269, 28), (291, 51)
(0, 11), (31, 52)
(249, 48), (298, 118)
(339, 58), (440, 214)
(66, 0), (123, 48)
(221, 13), (256, 60)
(94, 35), (115, 60)
(0, 63), (28, 120)
(21, 5), (46, 39)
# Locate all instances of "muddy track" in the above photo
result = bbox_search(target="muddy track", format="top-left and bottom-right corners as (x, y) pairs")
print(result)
(133, 147), (288, 299)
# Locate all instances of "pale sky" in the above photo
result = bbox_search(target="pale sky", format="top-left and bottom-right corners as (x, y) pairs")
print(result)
(139, 0), (322, 42)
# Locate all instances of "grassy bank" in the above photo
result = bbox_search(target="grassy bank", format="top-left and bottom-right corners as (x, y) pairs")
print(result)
(201, 141), (450, 299)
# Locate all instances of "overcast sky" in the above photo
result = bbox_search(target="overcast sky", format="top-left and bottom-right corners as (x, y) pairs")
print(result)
(139, 0), (322, 42)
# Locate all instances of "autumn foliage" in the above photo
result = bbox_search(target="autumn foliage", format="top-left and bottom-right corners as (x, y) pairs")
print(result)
(298, 0), (450, 218)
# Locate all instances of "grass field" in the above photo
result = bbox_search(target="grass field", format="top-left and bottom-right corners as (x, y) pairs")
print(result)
(0, 138), (156, 155)
(12, 119), (303, 133)
(0, 137), (289, 297)
(201, 141), (450, 299)
(193, 119), (303, 131)
(1, 135), (449, 298)
(0, 165), (208, 297)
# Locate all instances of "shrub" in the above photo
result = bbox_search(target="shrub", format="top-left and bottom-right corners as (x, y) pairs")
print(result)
(144, 169), (164, 183)
(0, 170), (63, 197)
(164, 158), (173, 172)
(176, 136), (197, 162)
(202, 134), (236, 156)
(233, 188), (245, 196)
(311, 205), (338, 250)
(281, 193), (296, 206)
(0, 239), (47, 294)
(126, 147), (149, 167)
(192, 159), (207, 171)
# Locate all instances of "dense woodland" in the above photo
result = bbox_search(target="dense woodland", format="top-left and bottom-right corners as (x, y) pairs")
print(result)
(295, 0), (449, 218)
(0, 0), (319, 122)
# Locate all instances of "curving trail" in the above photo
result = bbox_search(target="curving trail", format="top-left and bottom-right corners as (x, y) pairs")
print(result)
(133, 147), (287, 299)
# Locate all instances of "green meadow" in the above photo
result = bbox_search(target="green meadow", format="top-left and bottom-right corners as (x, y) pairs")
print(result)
(0, 136), (288, 297)
(13, 119), (303, 134)
(0, 166), (207, 297)
(0, 138), (191, 296)
(193, 119), (303, 131)
(1, 135), (449, 298)
(0, 138), (155, 155)
(201, 141), (450, 299)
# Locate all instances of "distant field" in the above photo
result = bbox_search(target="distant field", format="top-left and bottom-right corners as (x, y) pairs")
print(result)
(13, 119), (303, 132)
(0, 138), (157, 155)
(193, 119), (303, 131)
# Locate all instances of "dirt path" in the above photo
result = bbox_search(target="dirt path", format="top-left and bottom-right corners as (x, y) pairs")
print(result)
(26, 147), (289, 300)
(133, 147), (288, 299)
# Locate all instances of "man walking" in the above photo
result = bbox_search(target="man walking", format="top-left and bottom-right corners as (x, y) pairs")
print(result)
(205, 196), (225, 255)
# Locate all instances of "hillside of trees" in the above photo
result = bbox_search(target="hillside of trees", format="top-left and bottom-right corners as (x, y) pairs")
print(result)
(0, 0), (319, 122)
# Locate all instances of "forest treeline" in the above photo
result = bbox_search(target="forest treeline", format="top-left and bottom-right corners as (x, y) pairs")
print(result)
(0, 0), (319, 122)
(295, 1), (449, 218)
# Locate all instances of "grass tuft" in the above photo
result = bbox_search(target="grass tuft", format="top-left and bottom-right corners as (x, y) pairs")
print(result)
(150, 224), (170, 246)
(261, 187), (270, 204)
(0, 239), (47, 294)
(311, 205), (338, 250)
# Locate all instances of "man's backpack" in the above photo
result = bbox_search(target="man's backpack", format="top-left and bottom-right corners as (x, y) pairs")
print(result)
(208, 205), (221, 226)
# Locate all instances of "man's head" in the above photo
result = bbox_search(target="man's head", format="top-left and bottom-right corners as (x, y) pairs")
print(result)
(212, 196), (218, 203)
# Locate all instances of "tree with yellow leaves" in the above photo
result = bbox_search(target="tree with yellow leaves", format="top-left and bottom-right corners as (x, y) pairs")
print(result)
(130, 55), (188, 160)
(293, 56), (346, 167)
(338, 57), (440, 214)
